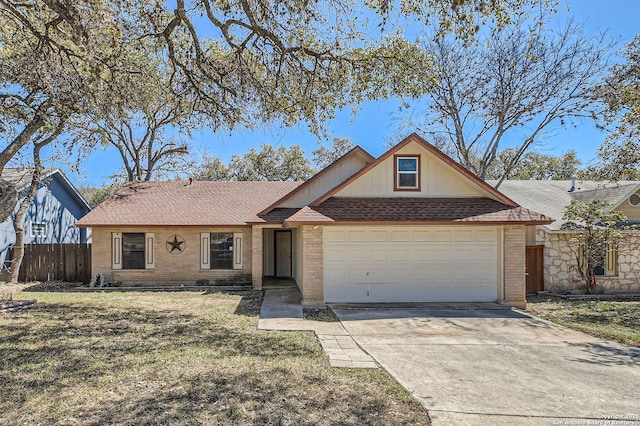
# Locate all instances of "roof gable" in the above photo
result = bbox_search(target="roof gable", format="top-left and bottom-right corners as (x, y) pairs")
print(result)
(259, 146), (374, 214)
(311, 134), (516, 206)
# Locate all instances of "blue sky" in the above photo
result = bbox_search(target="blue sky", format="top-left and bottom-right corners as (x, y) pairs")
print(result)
(70, 0), (640, 187)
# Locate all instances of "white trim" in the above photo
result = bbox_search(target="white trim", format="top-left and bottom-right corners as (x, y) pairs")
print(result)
(628, 193), (640, 207)
(200, 232), (210, 269)
(497, 226), (504, 302)
(112, 232), (122, 270)
(233, 232), (243, 270)
(396, 156), (419, 189)
(145, 233), (155, 269)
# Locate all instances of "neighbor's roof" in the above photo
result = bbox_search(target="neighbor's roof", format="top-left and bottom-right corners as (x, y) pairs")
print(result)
(492, 180), (640, 230)
(2, 168), (57, 189)
(2, 168), (91, 211)
(257, 197), (552, 225)
(76, 180), (301, 227)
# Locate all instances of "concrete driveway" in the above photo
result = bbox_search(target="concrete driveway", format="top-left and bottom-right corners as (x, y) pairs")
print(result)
(333, 308), (640, 425)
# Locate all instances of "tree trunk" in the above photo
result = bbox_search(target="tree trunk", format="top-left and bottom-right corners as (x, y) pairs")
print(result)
(7, 168), (40, 283)
(7, 127), (59, 283)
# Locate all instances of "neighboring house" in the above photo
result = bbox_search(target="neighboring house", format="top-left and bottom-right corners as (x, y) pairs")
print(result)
(496, 180), (640, 293)
(77, 134), (551, 307)
(0, 168), (92, 270)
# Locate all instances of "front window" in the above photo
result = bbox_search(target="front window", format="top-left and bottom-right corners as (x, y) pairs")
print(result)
(210, 232), (233, 269)
(122, 233), (145, 270)
(594, 243), (618, 277)
(395, 155), (419, 190)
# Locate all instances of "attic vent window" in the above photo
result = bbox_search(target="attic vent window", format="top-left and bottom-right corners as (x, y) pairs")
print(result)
(629, 193), (640, 207)
(394, 155), (420, 191)
(31, 223), (46, 237)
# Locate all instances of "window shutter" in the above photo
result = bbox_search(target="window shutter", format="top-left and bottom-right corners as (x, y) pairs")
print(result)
(233, 232), (243, 270)
(200, 232), (210, 269)
(112, 232), (122, 270)
(606, 243), (618, 276)
(145, 233), (155, 269)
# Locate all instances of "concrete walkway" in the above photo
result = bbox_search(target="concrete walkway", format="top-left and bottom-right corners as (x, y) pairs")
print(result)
(258, 287), (377, 368)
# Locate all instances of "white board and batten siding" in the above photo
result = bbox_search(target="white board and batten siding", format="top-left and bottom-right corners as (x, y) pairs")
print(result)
(323, 226), (501, 303)
(335, 144), (484, 198)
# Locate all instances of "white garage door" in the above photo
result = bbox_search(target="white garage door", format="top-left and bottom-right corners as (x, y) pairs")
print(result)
(323, 226), (500, 303)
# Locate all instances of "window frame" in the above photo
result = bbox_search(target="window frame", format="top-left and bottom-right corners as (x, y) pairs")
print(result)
(394, 154), (421, 191)
(112, 232), (154, 270)
(122, 232), (146, 270)
(593, 242), (618, 277)
(31, 222), (47, 238)
(209, 232), (234, 270)
(201, 232), (243, 270)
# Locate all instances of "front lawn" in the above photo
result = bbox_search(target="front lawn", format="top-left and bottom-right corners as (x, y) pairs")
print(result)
(0, 289), (429, 425)
(526, 295), (640, 347)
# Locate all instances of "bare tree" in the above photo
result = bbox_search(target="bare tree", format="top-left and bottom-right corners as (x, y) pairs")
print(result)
(411, 18), (613, 186)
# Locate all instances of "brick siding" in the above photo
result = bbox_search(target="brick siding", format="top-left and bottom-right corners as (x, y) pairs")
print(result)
(503, 225), (527, 308)
(91, 226), (251, 285)
(300, 225), (323, 304)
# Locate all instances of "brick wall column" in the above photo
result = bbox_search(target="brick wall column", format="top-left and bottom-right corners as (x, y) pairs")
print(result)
(301, 225), (324, 305)
(502, 225), (527, 308)
(251, 225), (263, 289)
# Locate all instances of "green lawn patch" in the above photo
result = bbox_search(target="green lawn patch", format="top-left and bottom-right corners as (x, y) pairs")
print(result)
(0, 289), (429, 425)
(526, 295), (640, 347)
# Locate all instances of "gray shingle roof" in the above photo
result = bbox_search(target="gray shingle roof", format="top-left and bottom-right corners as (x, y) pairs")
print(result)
(491, 180), (640, 230)
(1, 168), (57, 190)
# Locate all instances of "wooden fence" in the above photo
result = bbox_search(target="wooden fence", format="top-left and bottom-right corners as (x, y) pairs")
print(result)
(12, 243), (92, 284)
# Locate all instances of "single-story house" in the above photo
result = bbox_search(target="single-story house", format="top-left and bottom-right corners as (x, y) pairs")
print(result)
(77, 134), (552, 307)
(496, 180), (640, 293)
(1, 168), (92, 273)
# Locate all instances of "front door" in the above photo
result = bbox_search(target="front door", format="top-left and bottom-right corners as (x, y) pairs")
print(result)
(275, 230), (292, 277)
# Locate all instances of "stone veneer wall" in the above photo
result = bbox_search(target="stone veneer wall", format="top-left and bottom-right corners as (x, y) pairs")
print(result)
(540, 228), (640, 292)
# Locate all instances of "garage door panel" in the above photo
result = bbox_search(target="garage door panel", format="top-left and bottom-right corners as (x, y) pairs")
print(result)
(324, 226), (499, 303)
(433, 230), (452, 242)
(454, 230), (474, 242)
(369, 230), (388, 242)
(390, 249), (411, 262)
(412, 231), (431, 242)
(476, 229), (497, 242)
(347, 250), (367, 262)
(347, 231), (366, 242)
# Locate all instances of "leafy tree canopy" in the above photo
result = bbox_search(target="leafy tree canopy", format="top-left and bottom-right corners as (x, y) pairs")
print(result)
(193, 143), (315, 181)
(312, 137), (355, 168)
(591, 36), (640, 181)
(486, 149), (581, 180)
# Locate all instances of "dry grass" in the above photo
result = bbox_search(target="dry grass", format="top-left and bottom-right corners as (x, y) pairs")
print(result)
(0, 289), (429, 425)
(527, 295), (640, 347)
